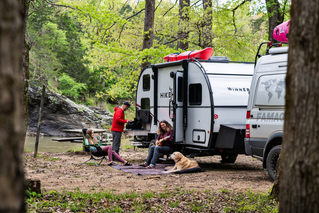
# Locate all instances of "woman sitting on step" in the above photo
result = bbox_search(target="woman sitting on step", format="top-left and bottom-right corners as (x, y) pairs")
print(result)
(139, 120), (176, 169)
(85, 129), (131, 166)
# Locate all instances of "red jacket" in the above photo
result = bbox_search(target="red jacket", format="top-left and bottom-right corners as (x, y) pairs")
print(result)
(111, 107), (128, 132)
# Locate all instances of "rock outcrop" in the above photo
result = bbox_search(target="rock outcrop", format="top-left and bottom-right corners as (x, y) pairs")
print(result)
(27, 85), (113, 137)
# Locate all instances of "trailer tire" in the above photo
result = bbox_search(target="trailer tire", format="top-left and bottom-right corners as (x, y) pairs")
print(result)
(266, 145), (281, 181)
(148, 140), (163, 163)
(148, 140), (156, 149)
(221, 154), (238, 163)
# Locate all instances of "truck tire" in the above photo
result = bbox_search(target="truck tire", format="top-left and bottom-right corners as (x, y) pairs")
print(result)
(221, 154), (238, 163)
(148, 140), (163, 163)
(266, 145), (281, 181)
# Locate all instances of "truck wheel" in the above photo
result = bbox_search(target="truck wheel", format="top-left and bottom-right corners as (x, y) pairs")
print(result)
(266, 145), (281, 181)
(221, 154), (238, 163)
(148, 140), (163, 163)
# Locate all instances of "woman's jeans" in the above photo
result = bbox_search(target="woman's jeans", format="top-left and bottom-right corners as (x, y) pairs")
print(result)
(145, 145), (174, 167)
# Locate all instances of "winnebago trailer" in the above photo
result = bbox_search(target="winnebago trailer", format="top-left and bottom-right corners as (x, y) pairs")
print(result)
(128, 56), (254, 163)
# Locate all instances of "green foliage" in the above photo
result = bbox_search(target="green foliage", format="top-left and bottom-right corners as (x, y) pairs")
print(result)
(27, 0), (290, 105)
(54, 13), (91, 84)
(27, 1), (90, 92)
(221, 188), (230, 193)
(58, 73), (87, 100)
(26, 189), (278, 212)
(223, 190), (279, 213)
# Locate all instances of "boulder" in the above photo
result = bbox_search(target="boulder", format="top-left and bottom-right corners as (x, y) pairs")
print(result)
(27, 85), (113, 137)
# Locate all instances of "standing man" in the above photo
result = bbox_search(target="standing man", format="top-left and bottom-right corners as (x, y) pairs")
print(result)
(111, 101), (131, 155)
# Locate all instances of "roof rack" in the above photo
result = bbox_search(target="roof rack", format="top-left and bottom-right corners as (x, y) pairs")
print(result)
(269, 46), (288, 54)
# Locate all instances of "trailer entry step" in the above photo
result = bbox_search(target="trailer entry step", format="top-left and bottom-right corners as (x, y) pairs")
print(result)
(184, 146), (210, 151)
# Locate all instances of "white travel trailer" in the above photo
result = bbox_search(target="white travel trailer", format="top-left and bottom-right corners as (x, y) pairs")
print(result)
(245, 44), (288, 180)
(129, 57), (254, 163)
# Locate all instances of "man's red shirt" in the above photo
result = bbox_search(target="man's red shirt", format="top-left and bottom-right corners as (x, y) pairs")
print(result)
(111, 107), (128, 132)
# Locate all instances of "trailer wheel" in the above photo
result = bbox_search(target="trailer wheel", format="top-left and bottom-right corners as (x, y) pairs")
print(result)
(148, 140), (163, 163)
(221, 154), (238, 163)
(148, 140), (156, 149)
(266, 145), (281, 181)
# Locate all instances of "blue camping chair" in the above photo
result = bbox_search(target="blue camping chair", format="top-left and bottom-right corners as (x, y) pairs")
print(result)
(78, 128), (109, 166)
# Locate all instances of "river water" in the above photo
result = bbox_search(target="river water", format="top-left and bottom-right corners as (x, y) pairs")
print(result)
(24, 136), (83, 153)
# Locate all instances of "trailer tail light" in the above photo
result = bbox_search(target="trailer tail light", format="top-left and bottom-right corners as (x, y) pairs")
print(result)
(246, 111), (251, 119)
(246, 124), (250, 138)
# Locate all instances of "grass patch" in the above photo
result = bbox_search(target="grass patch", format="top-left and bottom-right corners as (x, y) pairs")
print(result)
(35, 153), (60, 161)
(221, 188), (230, 193)
(26, 189), (278, 212)
(43, 156), (60, 161)
(67, 147), (83, 153)
(121, 138), (134, 151)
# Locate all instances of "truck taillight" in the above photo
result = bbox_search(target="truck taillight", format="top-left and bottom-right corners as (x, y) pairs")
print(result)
(246, 111), (251, 119)
(246, 124), (250, 138)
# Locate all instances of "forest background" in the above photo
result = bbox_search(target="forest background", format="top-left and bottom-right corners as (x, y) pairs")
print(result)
(27, 0), (290, 113)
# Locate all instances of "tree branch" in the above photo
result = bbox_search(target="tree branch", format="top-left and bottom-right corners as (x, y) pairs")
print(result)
(43, 0), (78, 10)
(231, 0), (251, 34)
(155, 0), (163, 11)
(162, 38), (179, 45)
(281, 0), (290, 20)
(28, 8), (43, 16)
(115, 7), (146, 41)
(191, 0), (201, 7)
(125, 8), (145, 20)
(43, 0), (92, 22)
(163, 0), (178, 17)
(232, 10), (237, 34)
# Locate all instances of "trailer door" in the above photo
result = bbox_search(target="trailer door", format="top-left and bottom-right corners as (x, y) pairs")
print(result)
(173, 71), (184, 143)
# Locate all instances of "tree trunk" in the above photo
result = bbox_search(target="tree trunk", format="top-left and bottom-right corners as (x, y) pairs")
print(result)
(279, 1), (319, 212)
(0, 0), (26, 212)
(20, 0), (31, 153)
(202, 0), (212, 48)
(141, 0), (155, 70)
(177, 0), (190, 50)
(270, 156), (281, 201)
(265, 0), (284, 42)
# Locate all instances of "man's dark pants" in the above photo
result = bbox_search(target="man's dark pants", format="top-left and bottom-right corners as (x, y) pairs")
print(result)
(112, 131), (122, 160)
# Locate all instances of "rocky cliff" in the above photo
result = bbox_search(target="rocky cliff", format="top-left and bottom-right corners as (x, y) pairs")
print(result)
(27, 85), (113, 137)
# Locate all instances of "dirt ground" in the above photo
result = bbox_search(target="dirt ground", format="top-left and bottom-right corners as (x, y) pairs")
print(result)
(24, 149), (274, 194)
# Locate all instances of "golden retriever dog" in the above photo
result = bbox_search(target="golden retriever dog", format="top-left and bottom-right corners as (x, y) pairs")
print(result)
(162, 152), (199, 174)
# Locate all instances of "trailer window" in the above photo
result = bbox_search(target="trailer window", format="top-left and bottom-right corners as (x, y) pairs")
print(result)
(143, 74), (150, 91)
(254, 74), (285, 106)
(178, 77), (183, 102)
(189, 84), (202, 105)
(141, 98), (150, 109)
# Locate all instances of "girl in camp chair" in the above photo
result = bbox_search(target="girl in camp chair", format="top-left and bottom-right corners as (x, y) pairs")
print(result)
(85, 129), (132, 166)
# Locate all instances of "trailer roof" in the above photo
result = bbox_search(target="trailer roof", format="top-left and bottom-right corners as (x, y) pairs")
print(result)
(200, 62), (254, 75)
(150, 60), (254, 76)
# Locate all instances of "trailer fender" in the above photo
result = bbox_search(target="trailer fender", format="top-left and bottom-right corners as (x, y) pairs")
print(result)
(147, 133), (157, 142)
(262, 132), (283, 168)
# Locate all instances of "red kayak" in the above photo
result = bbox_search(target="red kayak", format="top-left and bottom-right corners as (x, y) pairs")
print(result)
(163, 47), (214, 62)
(273, 20), (290, 43)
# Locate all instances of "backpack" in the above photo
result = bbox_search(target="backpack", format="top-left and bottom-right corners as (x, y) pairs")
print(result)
(126, 118), (142, 130)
